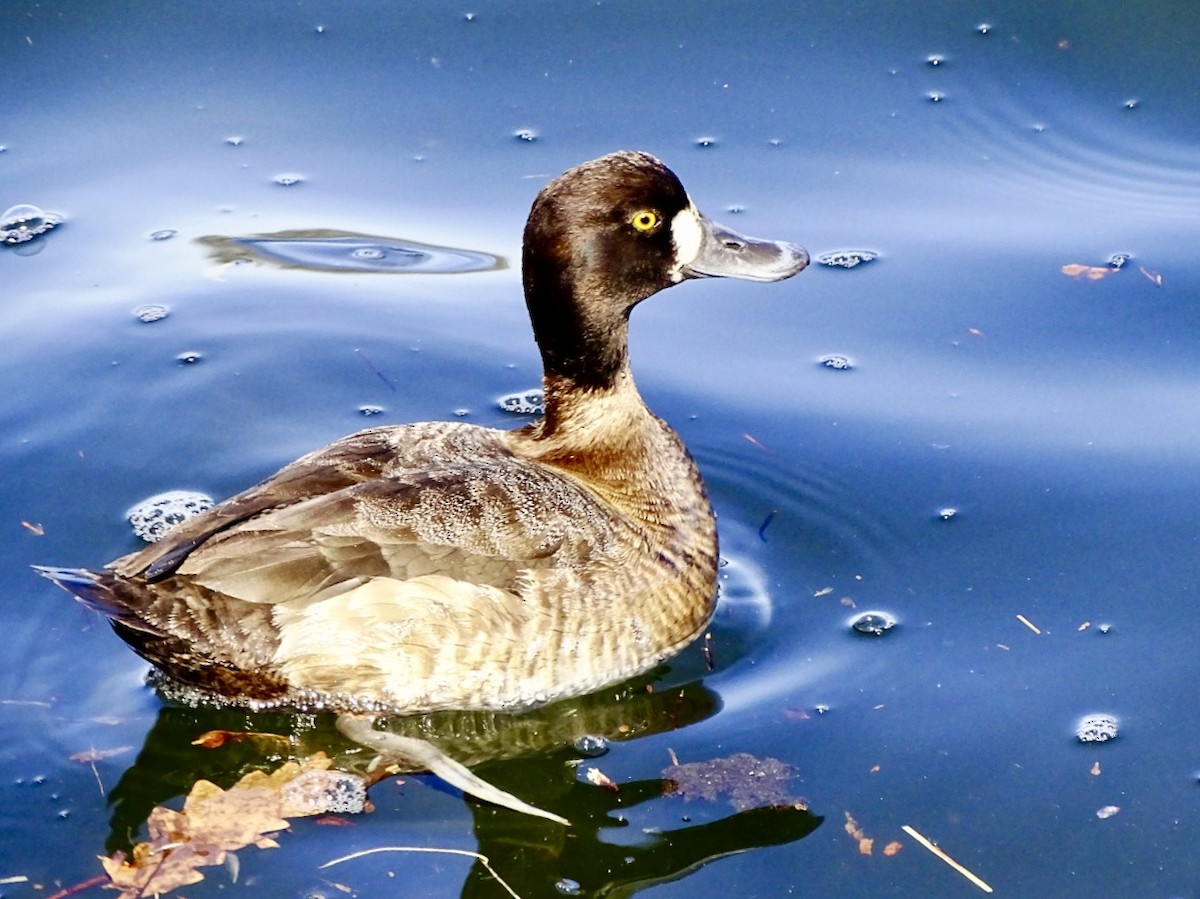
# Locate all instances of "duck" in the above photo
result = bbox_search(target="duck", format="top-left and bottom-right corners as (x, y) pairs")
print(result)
(37, 150), (808, 718)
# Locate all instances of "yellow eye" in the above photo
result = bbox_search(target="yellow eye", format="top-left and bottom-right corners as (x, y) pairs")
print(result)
(631, 210), (660, 232)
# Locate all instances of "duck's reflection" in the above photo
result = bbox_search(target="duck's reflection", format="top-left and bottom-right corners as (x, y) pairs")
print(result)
(105, 672), (821, 897)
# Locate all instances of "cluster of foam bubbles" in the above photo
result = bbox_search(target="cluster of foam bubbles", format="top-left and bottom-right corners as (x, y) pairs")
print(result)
(498, 388), (545, 415)
(818, 354), (853, 371)
(127, 490), (215, 543)
(134, 304), (169, 323)
(281, 769), (367, 815)
(816, 250), (877, 268)
(1076, 713), (1119, 743)
(1, 204), (61, 245)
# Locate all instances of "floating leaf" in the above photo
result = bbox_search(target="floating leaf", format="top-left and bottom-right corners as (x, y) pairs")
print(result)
(663, 752), (805, 811)
(192, 729), (293, 751)
(883, 840), (903, 856)
(98, 753), (364, 899)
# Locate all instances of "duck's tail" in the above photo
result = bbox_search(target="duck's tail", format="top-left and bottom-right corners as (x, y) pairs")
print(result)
(32, 565), (158, 632)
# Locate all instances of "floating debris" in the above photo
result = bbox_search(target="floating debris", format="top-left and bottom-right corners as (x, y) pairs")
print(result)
(273, 173), (304, 187)
(1108, 253), (1131, 269)
(816, 250), (877, 269)
(198, 229), (504, 275)
(850, 611), (897, 636)
(150, 229), (177, 241)
(1, 203), (62, 245)
(1096, 805), (1120, 819)
(663, 752), (805, 811)
(1076, 714), (1118, 743)
(498, 388), (545, 415)
(127, 490), (215, 543)
(358, 405), (385, 417)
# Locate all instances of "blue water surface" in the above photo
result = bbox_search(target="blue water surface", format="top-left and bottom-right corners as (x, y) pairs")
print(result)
(3, 1), (1200, 897)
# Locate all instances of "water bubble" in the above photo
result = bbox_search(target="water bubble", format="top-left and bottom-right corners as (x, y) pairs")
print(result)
(127, 490), (215, 543)
(513, 128), (538, 142)
(463, 12), (476, 21)
(694, 136), (718, 148)
(149, 229), (177, 241)
(925, 54), (946, 66)
(850, 611), (897, 636)
(818, 354), (853, 371)
(725, 205), (745, 214)
(1076, 713), (1118, 743)
(1123, 98), (1140, 110)
(937, 507), (958, 521)
(134, 304), (169, 323)
(358, 405), (385, 417)
(926, 91), (947, 103)
(274, 173), (304, 187)
(554, 879), (582, 896)
(1, 203), (62, 245)
(351, 247), (385, 260)
(816, 249), (877, 269)
(176, 351), (203, 365)
(1108, 253), (1131, 269)
(57, 809), (71, 819)
(453, 408), (471, 418)
(573, 735), (609, 758)
(225, 136), (244, 147)
(314, 24), (325, 34)
(976, 22), (992, 35)
(498, 388), (545, 415)
(768, 138), (782, 147)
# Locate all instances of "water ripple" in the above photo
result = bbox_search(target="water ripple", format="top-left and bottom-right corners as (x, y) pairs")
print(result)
(197, 229), (506, 274)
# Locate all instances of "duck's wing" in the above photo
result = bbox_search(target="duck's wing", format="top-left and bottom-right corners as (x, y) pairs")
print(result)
(167, 461), (608, 607)
(113, 425), (403, 580)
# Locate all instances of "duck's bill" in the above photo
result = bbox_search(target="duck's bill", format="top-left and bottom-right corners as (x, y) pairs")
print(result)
(677, 210), (809, 282)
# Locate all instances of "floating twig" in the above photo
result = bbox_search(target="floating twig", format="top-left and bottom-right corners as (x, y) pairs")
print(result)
(901, 824), (993, 893)
(1015, 614), (1041, 634)
(320, 846), (523, 899)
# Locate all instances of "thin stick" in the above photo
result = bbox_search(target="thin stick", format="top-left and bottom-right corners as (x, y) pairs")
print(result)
(901, 824), (993, 893)
(320, 846), (523, 899)
(1015, 614), (1041, 634)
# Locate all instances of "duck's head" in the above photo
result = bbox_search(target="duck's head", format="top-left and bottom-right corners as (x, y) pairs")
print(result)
(522, 151), (808, 389)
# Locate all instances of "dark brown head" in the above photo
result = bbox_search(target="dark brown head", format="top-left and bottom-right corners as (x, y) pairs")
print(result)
(522, 151), (808, 390)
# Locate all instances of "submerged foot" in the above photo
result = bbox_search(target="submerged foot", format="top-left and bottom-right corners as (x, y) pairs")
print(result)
(335, 713), (570, 826)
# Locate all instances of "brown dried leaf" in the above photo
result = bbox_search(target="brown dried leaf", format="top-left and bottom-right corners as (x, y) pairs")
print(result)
(883, 840), (903, 857)
(191, 729), (292, 751)
(98, 753), (357, 899)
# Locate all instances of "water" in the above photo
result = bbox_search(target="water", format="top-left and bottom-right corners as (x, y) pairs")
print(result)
(3, 1), (1200, 897)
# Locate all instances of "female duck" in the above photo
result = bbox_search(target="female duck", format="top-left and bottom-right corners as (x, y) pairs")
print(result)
(39, 151), (808, 715)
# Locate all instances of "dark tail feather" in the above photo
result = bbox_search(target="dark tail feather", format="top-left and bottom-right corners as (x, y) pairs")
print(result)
(32, 565), (159, 632)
